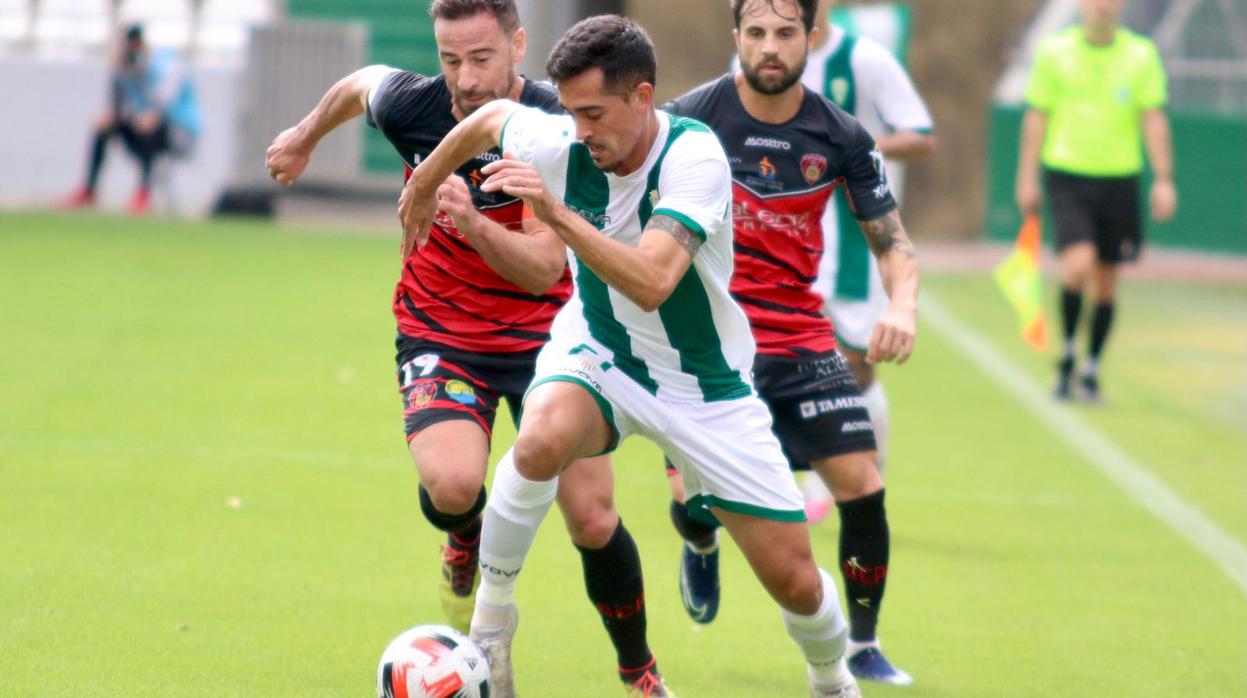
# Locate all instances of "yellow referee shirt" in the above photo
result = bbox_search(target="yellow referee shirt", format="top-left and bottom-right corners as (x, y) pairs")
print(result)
(1026, 26), (1167, 177)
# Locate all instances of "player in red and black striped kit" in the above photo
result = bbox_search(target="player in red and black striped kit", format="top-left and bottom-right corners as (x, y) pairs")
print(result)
(266, 3), (667, 692)
(659, 0), (920, 687)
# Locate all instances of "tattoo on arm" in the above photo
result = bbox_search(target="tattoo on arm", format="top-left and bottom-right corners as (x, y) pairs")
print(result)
(859, 210), (916, 259)
(649, 214), (702, 257)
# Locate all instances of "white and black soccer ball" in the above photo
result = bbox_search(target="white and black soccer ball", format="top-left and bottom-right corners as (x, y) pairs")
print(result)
(376, 624), (491, 698)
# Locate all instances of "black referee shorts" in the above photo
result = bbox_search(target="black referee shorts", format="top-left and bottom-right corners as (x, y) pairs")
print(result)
(1044, 168), (1143, 264)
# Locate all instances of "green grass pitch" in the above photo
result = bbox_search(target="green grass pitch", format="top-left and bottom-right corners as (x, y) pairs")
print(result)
(1, 212), (1244, 696)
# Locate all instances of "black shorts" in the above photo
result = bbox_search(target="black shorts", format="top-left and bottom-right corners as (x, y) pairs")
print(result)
(754, 350), (877, 470)
(1044, 168), (1142, 264)
(395, 334), (538, 442)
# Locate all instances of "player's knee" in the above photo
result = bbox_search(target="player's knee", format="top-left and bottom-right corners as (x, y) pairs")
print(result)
(419, 483), (485, 531)
(773, 564), (823, 615)
(512, 431), (571, 481)
(424, 478), (484, 516)
(836, 473), (883, 501)
(564, 503), (618, 549)
(814, 455), (882, 501)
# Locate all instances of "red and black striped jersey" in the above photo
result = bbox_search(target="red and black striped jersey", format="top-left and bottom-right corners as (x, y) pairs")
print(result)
(367, 71), (572, 354)
(663, 74), (897, 356)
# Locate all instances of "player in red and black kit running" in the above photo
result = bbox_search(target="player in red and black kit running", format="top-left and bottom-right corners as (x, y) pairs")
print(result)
(660, 0), (920, 687)
(266, 4), (667, 692)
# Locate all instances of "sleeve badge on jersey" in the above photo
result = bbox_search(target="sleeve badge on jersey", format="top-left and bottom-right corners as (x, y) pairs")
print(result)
(869, 150), (893, 199)
(800, 154), (828, 185)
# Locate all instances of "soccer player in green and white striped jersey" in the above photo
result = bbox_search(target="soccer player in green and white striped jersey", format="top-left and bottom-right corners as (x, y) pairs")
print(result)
(805, 0), (934, 486)
(400, 15), (861, 698)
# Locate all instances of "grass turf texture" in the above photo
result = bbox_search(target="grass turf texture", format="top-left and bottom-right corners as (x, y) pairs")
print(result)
(1, 212), (1244, 696)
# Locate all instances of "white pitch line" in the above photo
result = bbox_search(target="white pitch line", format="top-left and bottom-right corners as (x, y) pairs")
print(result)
(922, 293), (1247, 599)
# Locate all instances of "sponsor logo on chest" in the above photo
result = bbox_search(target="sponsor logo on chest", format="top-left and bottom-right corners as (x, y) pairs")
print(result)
(744, 136), (792, 150)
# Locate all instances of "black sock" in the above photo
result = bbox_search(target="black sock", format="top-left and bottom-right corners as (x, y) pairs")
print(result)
(576, 519), (652, 673)
(449, 515), (481, 546)
(1060, 287), (1082, 353)
(837, 489), (890, 642)
(418, 484), (485, 537)
(1088, 301), (1115, 367)
(86, 132), (109, 192)
(669, 498), (718, 548)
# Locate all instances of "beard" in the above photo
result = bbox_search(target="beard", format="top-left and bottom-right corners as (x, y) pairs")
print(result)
(741, 56), (806, 96)
(584, 140), (624, 174)
(454, 70), (515, 117)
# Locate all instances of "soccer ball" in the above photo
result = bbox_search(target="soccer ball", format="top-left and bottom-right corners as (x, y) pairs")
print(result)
(376, 624), (491, 698)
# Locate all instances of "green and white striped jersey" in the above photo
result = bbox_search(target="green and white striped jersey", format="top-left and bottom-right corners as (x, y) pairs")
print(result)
(805, 25), (932, 303)
(501, 106), (755, 404)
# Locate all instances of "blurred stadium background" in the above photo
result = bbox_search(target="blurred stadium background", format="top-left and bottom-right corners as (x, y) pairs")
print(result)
(1, 0), (1242, 247)
(1, 1), (1244, 696)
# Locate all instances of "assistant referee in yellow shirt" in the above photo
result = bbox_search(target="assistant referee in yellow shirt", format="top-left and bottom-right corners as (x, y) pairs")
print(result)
(1016, 0), (1176, 402)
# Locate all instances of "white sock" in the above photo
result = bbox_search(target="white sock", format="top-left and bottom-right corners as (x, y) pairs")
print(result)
(1083, 357), (1099, 376)
(861, 381), (891, 471)
(474, 450), (558, 608)
(782, 569), (851, 686)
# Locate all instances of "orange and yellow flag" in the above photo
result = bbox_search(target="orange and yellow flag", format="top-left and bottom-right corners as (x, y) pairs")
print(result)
(992, 215), (1048, 351)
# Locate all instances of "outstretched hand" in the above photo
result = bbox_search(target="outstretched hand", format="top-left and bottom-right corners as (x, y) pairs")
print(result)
(398, 169), (438, 258)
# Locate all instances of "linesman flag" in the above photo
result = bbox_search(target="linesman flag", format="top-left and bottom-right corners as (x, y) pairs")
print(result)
(993, 214), (1048, 350)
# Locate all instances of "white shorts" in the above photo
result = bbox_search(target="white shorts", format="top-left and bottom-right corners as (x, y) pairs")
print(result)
(527, 335), (806, 525)
(824, 282), (890, 353)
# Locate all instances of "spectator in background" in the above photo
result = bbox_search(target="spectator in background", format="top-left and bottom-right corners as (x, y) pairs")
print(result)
(61, 24), (201, 214)
(1016, 0), (1176, 402)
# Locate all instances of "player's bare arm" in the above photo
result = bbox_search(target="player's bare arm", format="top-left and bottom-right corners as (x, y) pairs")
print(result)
(1016, 108), (1048, 216)
(399, 99), (519, 256)
(266, 65), (394, 187)
(481, 153), (695, 313)
(647, 214), (703, 259)
(874, 130), (936, 161)
(544, 208), (694, 313)
(1142, 108), (1177, 222)
(858, 209), (918, 366)
(483, 155), (693, 311)
(435, 174), (566, 294)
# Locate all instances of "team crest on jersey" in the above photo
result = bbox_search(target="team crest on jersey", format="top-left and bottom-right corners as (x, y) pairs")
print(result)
(800, 154), (828, 185)
(649, 189), (659, 208)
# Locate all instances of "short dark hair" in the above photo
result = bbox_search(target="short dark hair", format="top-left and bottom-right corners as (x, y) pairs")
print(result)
(546, 15), (657, 96)
(731, 0), (819, 34)
(427, 0), (520, 34)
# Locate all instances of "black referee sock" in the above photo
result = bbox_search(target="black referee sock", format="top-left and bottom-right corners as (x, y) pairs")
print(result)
(1088, 301), (1115, 366)
(576, 519), (653, 672)
(837, 489), (890, 642)
(1060, 287), (1083, 351)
